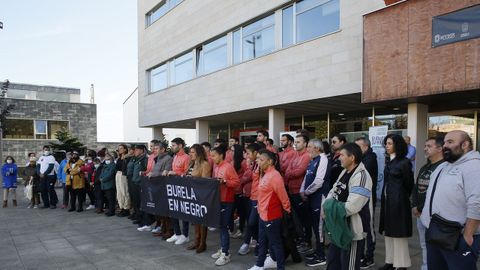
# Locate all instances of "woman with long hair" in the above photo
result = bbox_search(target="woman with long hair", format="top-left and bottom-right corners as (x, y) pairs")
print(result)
(186, 144), (212, 253)
(379, 134), (414, 270)
(229, 144), (248, 238)
(2, 156), (18, 208)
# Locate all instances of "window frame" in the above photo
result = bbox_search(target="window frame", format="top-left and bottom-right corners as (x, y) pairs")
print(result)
(2, 118), (70, 140)
(146, 0), (183, 27)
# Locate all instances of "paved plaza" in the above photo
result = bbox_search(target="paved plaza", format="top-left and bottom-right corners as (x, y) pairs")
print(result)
(0, 187), (424, 270)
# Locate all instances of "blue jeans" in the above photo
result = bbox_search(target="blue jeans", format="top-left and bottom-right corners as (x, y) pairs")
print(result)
(220, 202), (233, 255)
(243, 200), (259, 245)
(172, 219), (189, 237)
(417, 218), (427, 270)
(256, 218), (285, 270)
(427, 235), (480, 270)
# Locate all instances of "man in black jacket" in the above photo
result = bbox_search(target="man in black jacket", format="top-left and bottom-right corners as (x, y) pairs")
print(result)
(355, 137), (378, 269)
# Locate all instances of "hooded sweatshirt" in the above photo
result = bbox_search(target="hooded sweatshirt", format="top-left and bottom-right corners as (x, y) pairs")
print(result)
(421, 150), (480, 234)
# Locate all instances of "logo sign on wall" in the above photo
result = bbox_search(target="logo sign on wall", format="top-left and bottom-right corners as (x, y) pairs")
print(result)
(369, 125), (388, 200)
(432, 4), (480, 47)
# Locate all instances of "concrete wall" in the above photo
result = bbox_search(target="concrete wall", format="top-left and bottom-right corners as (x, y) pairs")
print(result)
(3, 98), (97, 164)
(123, 88), (153, 142)
(138, 0), (385, 127)
(363, 0), (480, 103)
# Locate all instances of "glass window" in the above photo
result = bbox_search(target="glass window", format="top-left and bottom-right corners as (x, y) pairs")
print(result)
(150, 63), (168, 92)
(198, 36), (228, 75)
(330, 110), (373, 142)
(232, 30), (241, 64)
(296, 0), (339, 43)
(35, 120), (47, 139)
(282, 6), (294, 48)
(48, 121), (69, 139)
(173, 52), (193, 84)
(3, 119), (34, 139)
(147, 0), (183, 26)
(429, 114), (475, 140)
(242, 15), (275, 61)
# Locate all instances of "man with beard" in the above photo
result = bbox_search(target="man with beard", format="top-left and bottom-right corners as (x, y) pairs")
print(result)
(421, 130), (480, 270)
(279, 134), (295, 175)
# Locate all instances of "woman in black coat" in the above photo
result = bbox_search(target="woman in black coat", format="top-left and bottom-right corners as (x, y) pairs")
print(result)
(378, 134), (414, 270)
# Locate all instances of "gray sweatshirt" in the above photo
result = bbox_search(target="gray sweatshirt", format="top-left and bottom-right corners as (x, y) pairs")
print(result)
(421, 150), (480, 234)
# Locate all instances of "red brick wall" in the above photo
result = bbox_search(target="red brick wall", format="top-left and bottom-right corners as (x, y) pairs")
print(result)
(363, 0), (480, 103)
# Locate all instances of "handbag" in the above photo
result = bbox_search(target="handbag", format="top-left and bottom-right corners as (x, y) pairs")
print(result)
(425, 169), (464, 251)
(24, 179), (33, 200)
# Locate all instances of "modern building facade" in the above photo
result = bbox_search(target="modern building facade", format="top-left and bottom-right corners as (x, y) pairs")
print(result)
(3, 83), (97, 164)
(138, 0), (480, 172)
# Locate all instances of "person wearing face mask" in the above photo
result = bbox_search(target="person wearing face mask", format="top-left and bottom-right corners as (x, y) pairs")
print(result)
(65, 151), (86, 212)
(24, 157), (40, 208)
(92, 157), (105, 214)
(2, 156), (18, 208)
(81, 150), (96, 211)
(99, 153), (117, 216)
(37, 145), (59, 209)
(58, 152), (72, 209)
(421, 131), (480, 270)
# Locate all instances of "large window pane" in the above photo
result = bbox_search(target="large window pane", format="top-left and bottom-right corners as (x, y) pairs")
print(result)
(35, 120), (47, 139)
(242, 15), (275, 61)
(48, 121), (69, 139)
(198, 36), (227, 75)
(3, 119), (34, 139)
(147, 0), (183, 26)
(429, 114), (475, 140)
(296, 0), (339, 43)
(282, 6), (294, 48)
(173, 52), (193, 84)
(151, 63), (168, 92)
(233, 30), (241, 64)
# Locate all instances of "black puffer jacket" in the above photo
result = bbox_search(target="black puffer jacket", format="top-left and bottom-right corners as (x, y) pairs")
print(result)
(379, 156), (414, 237)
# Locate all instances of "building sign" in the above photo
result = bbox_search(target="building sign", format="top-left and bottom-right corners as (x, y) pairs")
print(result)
(369, 125), (387, 200)
(432, 4), (480, 47)
(141, 176), (221, 227)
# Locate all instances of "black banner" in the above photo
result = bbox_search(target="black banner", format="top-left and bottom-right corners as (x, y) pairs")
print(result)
(141, 176), (221, 227)
(432, 4), (480, 47)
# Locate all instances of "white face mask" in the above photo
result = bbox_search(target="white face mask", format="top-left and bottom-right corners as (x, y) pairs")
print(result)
(94, 164), (100, 169)
(87, 159), (92, 164)
(44, 151), (50, 156)
(105, 160), (111, 165)
(6, 160), (12, 164)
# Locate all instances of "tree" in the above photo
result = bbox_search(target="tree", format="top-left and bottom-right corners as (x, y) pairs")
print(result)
(48, 128), (85, 153)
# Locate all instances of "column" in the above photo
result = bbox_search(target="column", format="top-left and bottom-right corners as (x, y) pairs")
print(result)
(407, 103), (428, 177)
(196, 120), (209, 144)
(268, 108), (285, 146)
(152, 127), (164, 140)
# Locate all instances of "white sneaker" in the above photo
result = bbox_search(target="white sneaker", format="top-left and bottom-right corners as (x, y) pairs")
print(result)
(27, 204), (32, 209)
(208, 227), (217, 231)
(166, 234), (179, 243)
(214, 252), (231, 266)
(231, 229), (242, 239)
(211, 249), (222, 259)
(33, 205), (38, 209)
(247, 265), (264, 270)
(137, 225), (152, 232)
(151, 226), (161, 233)
(263, 256), (277, 269)
(86, 204), (95, 210)
(249, 239), (257, 248)
(238, 243), (250, 255)
(174, 235), (189, 245)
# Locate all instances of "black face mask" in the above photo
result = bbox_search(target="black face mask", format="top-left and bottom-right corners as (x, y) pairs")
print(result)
(443, 147), (463, 163)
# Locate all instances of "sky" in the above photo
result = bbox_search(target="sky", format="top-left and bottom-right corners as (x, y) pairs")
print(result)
(0, 0), (138, 142)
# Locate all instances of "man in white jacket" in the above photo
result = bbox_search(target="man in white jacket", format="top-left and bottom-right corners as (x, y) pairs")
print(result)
(323, 143), (373, 270)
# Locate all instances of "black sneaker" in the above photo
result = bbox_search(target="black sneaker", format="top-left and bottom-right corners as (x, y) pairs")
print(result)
(360, 259), (375, 269)
(305, 256), (326, 267)
(298, 244), (313, 254)
(304, 252), (317, 261)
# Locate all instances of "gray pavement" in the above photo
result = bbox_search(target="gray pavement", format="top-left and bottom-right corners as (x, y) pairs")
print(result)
(0, 187), (424, 270)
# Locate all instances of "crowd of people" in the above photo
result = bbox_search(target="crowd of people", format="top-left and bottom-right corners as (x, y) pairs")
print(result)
(2, 129), (479, 270)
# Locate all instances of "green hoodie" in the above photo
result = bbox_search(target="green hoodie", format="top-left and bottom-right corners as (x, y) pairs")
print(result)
(323, 198), (353, 250)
